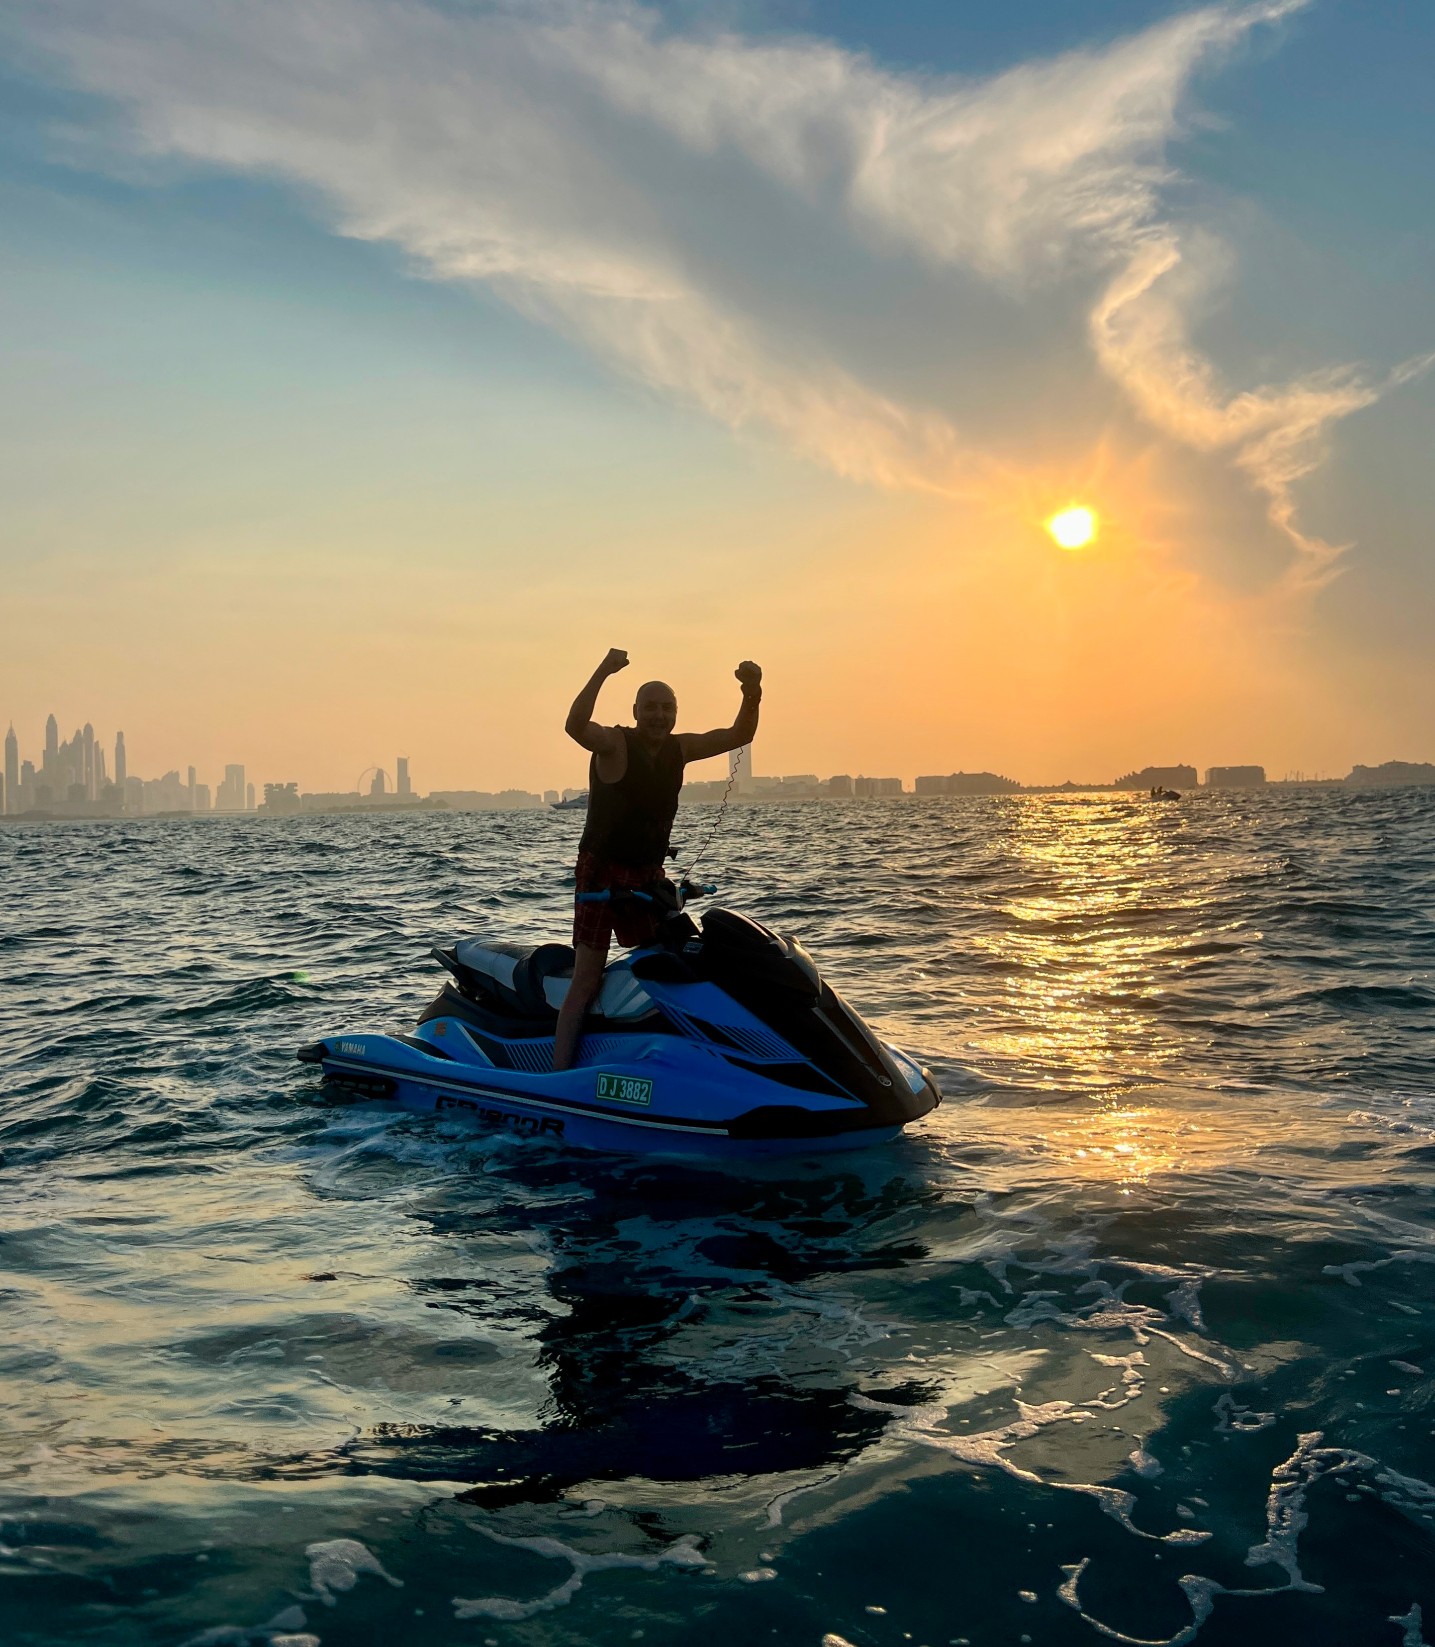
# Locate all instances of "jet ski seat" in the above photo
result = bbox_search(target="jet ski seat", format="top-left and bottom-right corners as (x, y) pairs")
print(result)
(432, 939), (656, 1023)
(435, 939), (575, 1016)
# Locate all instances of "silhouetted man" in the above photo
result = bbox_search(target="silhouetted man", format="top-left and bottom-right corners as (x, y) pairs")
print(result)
(554, 648), (762, 1070)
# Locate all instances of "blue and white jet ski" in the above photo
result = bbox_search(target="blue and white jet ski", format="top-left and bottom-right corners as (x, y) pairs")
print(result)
(297, 889), (940, 1159)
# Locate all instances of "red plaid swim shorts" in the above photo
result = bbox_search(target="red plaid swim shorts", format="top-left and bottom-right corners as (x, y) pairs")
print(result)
(572, 851), (669, 951)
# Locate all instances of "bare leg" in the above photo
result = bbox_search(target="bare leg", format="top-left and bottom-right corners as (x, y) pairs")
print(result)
(553, 942), (607, 1071)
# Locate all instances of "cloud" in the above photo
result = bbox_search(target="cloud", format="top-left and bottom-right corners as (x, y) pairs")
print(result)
(11, 0), (1420, 578)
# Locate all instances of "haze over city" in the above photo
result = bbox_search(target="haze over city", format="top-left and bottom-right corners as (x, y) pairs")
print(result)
(3, 0), (1434, 793)
(7, 703), (1430, 822)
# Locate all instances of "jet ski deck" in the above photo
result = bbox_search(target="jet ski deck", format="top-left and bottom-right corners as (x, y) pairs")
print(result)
(298, 903), (940, 1158)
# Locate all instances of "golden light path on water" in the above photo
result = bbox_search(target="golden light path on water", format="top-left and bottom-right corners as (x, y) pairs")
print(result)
(958, 794), (1271, 1193)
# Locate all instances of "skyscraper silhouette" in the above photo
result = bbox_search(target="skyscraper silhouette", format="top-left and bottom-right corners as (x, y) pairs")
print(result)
(44, 714), (58, 771)
(4, 725), (17, 816)
(397, 756), (411, 797)
(115, 731), (127, 790)
(218, 764), (245, 811)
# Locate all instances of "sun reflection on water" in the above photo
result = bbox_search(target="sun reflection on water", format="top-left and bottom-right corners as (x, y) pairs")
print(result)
(955, 795), (1258, 1185)
(1044, 1099), (1194, 1191)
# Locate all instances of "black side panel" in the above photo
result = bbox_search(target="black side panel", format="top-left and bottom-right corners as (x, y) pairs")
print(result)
(721, 1058), (849, 1097)
(418, 983), (557, 1040)
(394, 1033), (454, 1060)
(629, 951), (698, 983)
(726, 1105), (881, 1139)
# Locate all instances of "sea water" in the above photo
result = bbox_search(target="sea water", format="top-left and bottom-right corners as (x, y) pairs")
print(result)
(1, 790), (1433, 1647)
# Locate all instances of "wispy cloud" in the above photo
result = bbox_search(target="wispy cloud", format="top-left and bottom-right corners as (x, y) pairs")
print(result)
(12, 0), (1421, 579)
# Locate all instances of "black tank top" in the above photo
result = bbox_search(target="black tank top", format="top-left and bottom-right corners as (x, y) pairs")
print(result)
(579, 728), (684, 868)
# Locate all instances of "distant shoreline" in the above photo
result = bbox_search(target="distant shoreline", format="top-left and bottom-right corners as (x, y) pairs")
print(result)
(7, 777), (1434, 827)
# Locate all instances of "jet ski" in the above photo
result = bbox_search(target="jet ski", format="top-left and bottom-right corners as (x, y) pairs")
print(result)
(297, 886), (940, 1159)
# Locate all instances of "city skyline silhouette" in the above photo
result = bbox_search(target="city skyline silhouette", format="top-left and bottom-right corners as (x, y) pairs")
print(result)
(6, 706), (1432, 821)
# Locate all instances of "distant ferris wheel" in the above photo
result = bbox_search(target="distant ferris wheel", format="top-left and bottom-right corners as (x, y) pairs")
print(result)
(356, 766), (390, 796)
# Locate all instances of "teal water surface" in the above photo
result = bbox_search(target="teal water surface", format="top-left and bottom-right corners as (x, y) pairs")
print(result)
(2, 792), (1434, 1646)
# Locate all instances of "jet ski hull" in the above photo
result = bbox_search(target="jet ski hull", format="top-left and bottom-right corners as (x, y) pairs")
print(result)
(302, 1029), (926, 1158)
(298, 906), (940, 1158)
(308, 1050), (909, 1157)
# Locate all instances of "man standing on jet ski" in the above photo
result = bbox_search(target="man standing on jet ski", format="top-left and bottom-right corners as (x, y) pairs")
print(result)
(553, 648), (763, 1070)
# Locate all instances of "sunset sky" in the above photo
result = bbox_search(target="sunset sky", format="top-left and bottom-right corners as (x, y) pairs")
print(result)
(3, 0), (1432, 793)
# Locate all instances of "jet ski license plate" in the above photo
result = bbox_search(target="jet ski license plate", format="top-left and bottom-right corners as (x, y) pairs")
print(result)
(596, 1073), (653, 1107)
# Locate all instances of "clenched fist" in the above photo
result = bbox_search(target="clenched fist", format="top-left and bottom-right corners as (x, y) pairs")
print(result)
(735, 660), (762, 688)
(600, 648), (630, 676)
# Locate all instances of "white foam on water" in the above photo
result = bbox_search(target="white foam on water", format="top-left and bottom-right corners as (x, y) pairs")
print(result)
(1128, 1446), (1163, 1478)
(1089, 1350), (1147, 1410)
(305, 1539), (403, 1607)
(452, 1528), (709, 1620)
(850, 1392), (1210, 1545)
(821, 1635), (858, 1647)
(739, 1567), (778, 1582)
(850, 1392), (1084, 1480)
(1373, 1465), (1435, 1516)
(1244, 1431), (1368, 1590)
(762, 1471), (841, 1528)
(1164, 1282), (1206, 1333)
(1322, 1250), (1435, 1288)
(1110, 1261), (1205, 1284)
(998, 1268), (1232, 1387)
(1053, 1427), (1435, 1642)
(1058, 1558), (1218, 1647)
(657, 1274), (892, 1382)
(1144, 1327), (1236, 1377)
(1212, 1393), (1275, 1434)
(1390, 1604), (1429, 1647)
(181, 1605), (319, 1647)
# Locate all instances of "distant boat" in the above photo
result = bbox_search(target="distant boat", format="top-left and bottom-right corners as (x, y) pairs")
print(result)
(551, 792), (588, 811)
(1150, 787), (1182, 802)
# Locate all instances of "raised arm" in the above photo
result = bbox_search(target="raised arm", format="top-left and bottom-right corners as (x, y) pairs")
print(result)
(565, 649), (629, 755)
(678, 661), (763, 763)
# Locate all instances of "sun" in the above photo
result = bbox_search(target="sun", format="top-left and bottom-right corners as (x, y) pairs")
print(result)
(1046, 506), (1098, 550)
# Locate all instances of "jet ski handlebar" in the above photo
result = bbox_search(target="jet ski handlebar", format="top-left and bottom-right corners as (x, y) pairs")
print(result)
(575, 879), (716, 908)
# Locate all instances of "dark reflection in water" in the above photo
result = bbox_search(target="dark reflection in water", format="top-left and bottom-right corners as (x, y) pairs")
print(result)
(349, 1165), (936, 1506)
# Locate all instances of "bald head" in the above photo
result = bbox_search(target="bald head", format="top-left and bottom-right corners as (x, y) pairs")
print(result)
(633, 679), (677, 743)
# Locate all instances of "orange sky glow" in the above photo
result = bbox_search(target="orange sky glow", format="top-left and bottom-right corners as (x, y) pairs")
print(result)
(3, 0), (1433, 795)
